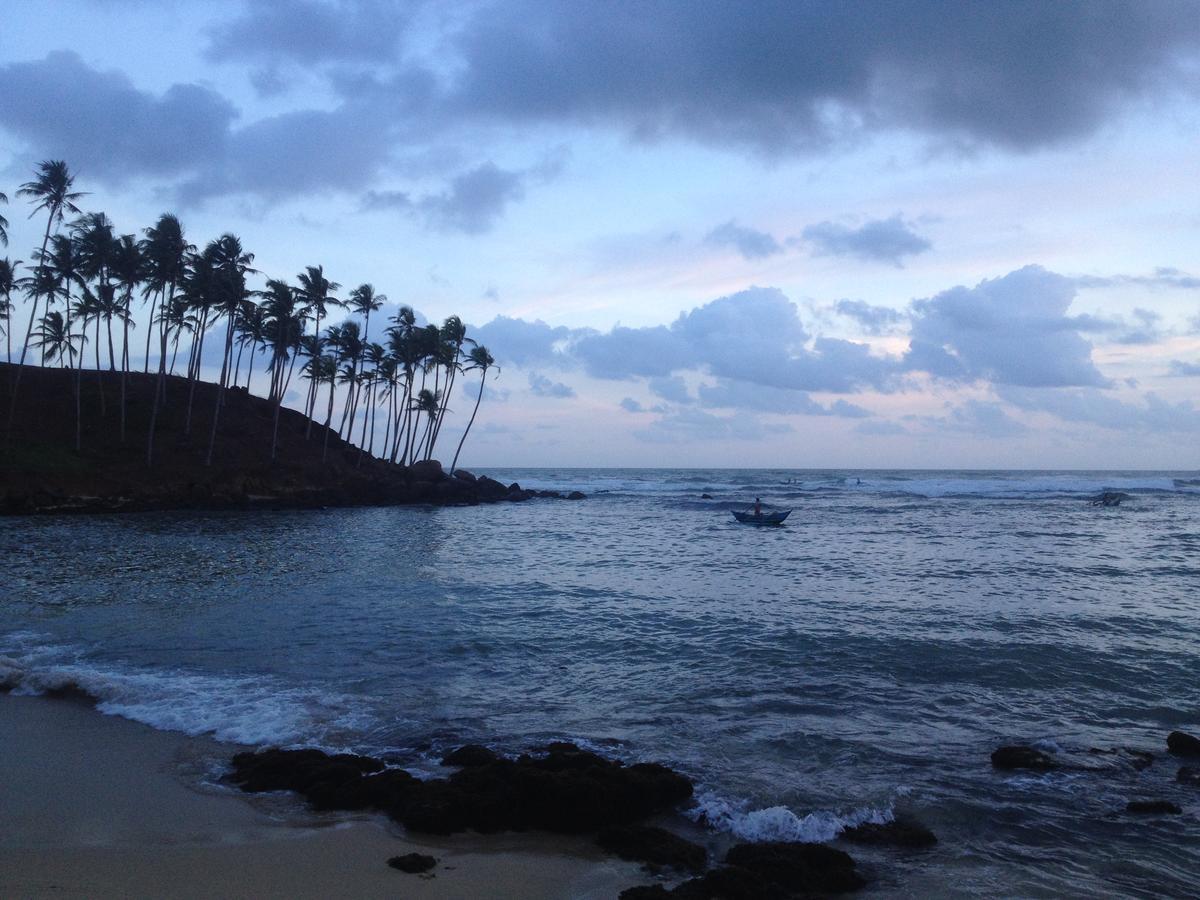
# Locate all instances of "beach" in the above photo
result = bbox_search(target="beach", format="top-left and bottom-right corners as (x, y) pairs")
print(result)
(0, 694), (645, 899)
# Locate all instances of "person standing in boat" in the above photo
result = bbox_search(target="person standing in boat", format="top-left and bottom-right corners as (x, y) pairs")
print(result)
(753, 497), (762, 516)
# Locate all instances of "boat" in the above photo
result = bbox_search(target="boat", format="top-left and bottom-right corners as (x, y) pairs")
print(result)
(731, 508), (791, 526)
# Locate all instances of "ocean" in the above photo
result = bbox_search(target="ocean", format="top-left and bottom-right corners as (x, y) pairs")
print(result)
(3, 469), (1198, 897)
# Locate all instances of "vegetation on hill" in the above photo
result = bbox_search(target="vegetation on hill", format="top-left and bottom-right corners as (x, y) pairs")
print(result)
(0, 160), (502, 504)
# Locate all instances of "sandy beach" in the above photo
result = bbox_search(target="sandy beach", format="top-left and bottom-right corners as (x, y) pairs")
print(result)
(0, 694), (647, 899)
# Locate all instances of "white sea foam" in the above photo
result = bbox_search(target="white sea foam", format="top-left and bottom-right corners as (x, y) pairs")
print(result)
(688, 790), (894, 843)
(0, 638), (367, 747)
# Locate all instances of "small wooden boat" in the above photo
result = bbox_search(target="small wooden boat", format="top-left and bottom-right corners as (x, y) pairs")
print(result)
(731, 509), (791, 526)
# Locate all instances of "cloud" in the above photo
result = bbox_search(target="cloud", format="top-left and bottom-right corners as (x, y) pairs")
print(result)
(528, 372), (575, 398)
(947, 400), (1029, 437)
(834, 299), (907, 335)
(0, 51), (236, 182)
(855, 420), (908, 436)
(904, 265), (1109, 388)
(469, 315), (574, 367)
(460, 379), (510, 403)
(802, 215), (931, 266)
(360, 189), (412, 211)
(1167, 360), (1200, 377)
(704, 221), (784, 259)
(1000, 386), (1200, 432)
(696, 379), (870, 417)
(647, 376), (693, 404)
(418, 162), (527, 234)
(620, 397), (644, 413)
(1075, 267), (1200, 291)
(205, 0), (412, 66)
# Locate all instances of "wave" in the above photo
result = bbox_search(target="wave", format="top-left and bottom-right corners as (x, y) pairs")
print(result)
(687, 789), (894, 843)
(0, 636), (367, 747)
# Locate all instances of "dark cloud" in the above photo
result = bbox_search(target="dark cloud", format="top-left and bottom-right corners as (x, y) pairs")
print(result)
(833, 299), (907, 335)
(1167, 360), (1200, 377)
(437, 1), (1200, 154)
(418, 162), (526, 234)
(528, 372), (575, 398)
(704, 221), (784, 259)
(205, 0), (413, 66)
(802, 215), (931, 266)
(904, 265), (1109, 388)
(0, 51), (236, 182)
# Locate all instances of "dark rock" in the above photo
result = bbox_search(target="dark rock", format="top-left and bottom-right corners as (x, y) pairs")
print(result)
(441, 744), (501, 767)
(841, 817), (937, 848)
(620, 887), (672, 900)
(596, 825), (707, 872)
(451, 468), (477, 483)
(700, 494), (713, 499)
(1178, 766), (1200, 786)
(506, 488), (534, 502)
(1167, 730), (1200, 757)
(537, 490), (563, 498)
(991, 745), (1057, 771)
(227, 743), (693, 838)
(668, 866), (782, 899)
(387, 853), (438, 874)
(723, 841), (865, 894)
(567, 491), (586, 500)
(409, 459), (444, 482)
(1126, 800), (1182, 814)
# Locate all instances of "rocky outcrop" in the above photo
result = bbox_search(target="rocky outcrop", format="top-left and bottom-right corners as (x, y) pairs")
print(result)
(387, 853), (438, 873)
(1167, 730), (1200, 757)
(1126, 800), (1181, 814)
(596, 825), (707, 872)
(227, 742), (692, 837)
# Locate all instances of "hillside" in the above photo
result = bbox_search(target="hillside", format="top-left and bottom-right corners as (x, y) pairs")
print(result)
(0, 362), (541, 514)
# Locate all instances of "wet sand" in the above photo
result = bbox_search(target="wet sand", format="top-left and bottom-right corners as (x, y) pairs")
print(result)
(0, 694), (646, 899)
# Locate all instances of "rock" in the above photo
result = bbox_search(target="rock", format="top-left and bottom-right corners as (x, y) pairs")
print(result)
(566, 491), (586, 500)
(451, 468), (477, 483)
(1088, 747), (1155, 771)
(1178, 766), (1200, 786)
(700, 494), (713, 499)
(1167, 730), (1200, 757)
(840, 817), (936, 848)
(505, 488), (533, 502)
(441, 744), (501, 767)
(387, 853), (438, 873)
(227, 743), (693, 838)
(723, 842), (865, 895)
(475, 475), (509, 499)
(537, 490), (563, 499)
(596, 825), (707, 872)
(620, 887), (671, 900)
(1126, 800), (1182, 814)
(991, 745), (1057, 771)
(409, 459), (444, 482)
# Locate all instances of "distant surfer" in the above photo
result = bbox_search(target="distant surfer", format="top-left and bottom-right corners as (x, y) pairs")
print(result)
(753, 497), (762, 516)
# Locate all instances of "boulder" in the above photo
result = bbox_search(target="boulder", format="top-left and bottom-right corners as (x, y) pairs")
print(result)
(451, 468), (477, 483)
(595, 825), (707, 872)
(1167, 730), (1200, 757)
(409, 459), (444, 482)
(567, 491), (586, 500)
(506, 488), (533, 502)
(387, 853), (438, 874)
(991, 745), (1057, 771)
(723, 842), (865, 895)
(840, 817), (936, 848)
(475, 476), (509, 500)
(1178, 766), (1200, 786)
(1126, 800), (1182, 814)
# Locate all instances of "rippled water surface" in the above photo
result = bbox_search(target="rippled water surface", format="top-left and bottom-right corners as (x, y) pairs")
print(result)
(3, 469), (1199, 897)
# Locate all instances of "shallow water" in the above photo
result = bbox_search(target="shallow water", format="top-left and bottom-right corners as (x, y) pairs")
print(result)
(3, 469), (1198, 896)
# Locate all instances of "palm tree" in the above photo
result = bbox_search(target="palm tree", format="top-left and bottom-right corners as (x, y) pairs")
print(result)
(0, 191), (8, 247)
(428, 315), (470, 459)
(33, 310), (82, 368)
(450, 345), (497, 474)
(259, 278), (305, 460)
(7, 160), (85, 438)
(143, 214), (191, 466)
(109, 234), (143, 442)
(296, 265), (340, 435)
(204, 234), (255, 466)
(0, 258), (20, 363)
(231, 298), (264, 390)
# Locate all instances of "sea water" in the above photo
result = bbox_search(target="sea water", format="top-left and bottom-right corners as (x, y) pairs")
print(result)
(2, 469), (1198, 896)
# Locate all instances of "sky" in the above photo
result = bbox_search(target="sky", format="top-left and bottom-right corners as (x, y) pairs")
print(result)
(1, 0), (1199, 469)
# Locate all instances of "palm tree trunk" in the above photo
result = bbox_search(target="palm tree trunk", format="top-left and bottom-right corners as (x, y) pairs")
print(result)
(450, 368), (487, 474)
(143, 290), (159, 373)
(205, 316), (235, 466)
(5, 212), (56, 439)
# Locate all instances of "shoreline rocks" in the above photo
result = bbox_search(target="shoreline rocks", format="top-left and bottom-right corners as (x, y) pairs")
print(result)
(1167, 730), (1200, 757)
